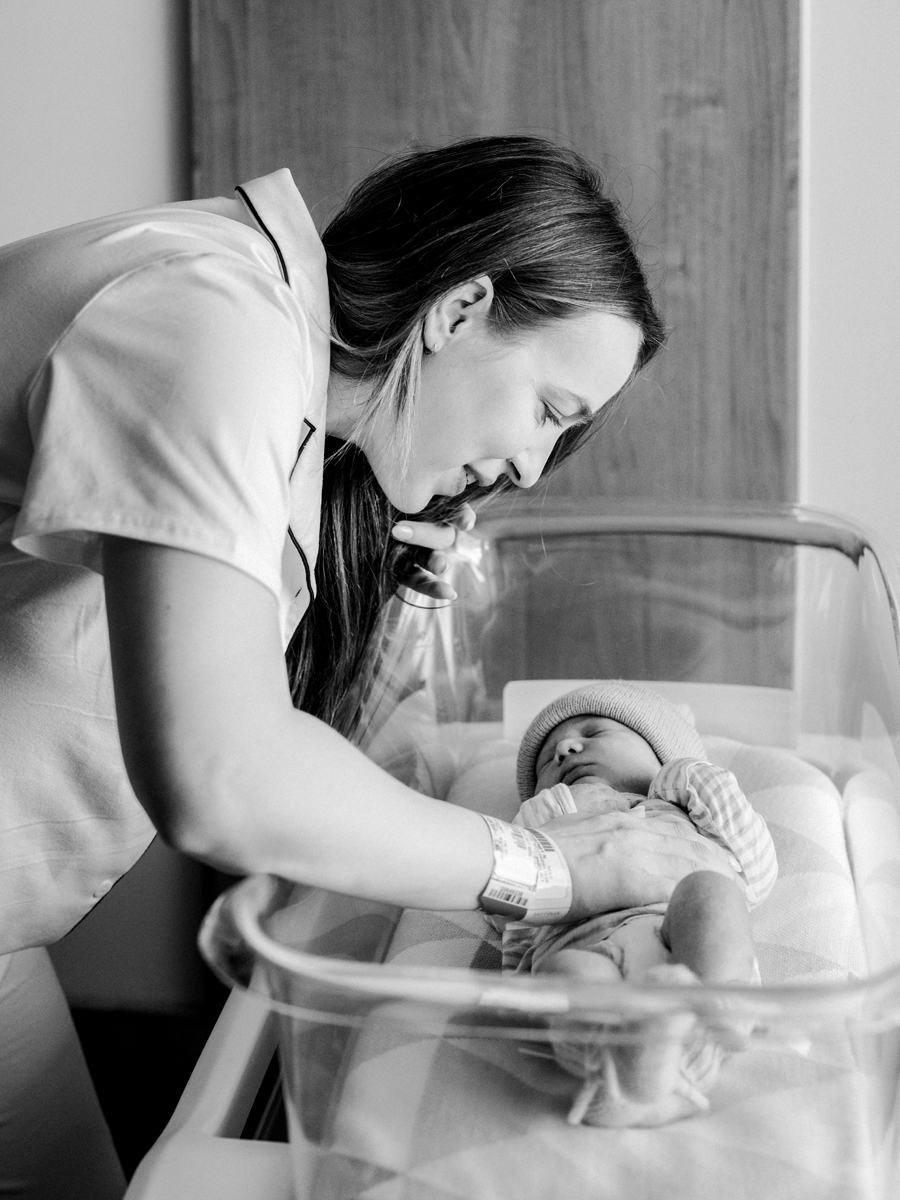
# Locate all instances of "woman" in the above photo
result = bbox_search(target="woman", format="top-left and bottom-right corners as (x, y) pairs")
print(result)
(0, 136), (716, 1195)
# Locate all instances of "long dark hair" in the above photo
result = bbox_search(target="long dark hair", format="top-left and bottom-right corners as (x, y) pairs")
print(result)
(287, 136), (665, 738)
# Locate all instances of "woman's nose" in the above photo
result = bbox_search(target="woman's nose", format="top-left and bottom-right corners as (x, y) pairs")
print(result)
(471, 442), (555, 491)
(554, 737), (584, 762)
(507, 432), (559, 489)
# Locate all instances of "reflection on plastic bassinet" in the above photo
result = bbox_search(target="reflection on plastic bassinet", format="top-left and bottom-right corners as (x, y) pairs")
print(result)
(127, 501), (900, 1200)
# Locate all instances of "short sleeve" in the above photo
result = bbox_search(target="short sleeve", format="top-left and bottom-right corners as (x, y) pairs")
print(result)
(13, 251), (312, 598)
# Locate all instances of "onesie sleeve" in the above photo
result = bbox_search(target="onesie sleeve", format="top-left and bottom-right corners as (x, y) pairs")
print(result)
(13, 250), (312, 599)
(513, 783), (578, 828)
(650, 759), (778, 906)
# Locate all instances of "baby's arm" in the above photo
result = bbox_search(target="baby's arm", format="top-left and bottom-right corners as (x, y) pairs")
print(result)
(652, 760), (778, 906)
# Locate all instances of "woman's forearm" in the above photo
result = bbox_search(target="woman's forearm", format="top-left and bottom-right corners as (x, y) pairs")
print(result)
(103, 539), (726, 917)
(174, 704), (496, 910)
(103, 535), (495, 911)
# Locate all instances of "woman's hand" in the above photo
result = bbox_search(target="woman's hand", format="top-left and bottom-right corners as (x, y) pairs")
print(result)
(391, 503), (476, 600)
(540, 809), (738, 922)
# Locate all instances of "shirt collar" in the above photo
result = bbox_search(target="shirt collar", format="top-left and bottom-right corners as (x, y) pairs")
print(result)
(234, 169), (330, 351)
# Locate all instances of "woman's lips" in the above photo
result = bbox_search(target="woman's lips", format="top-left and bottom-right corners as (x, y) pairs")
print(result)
(454, 466), (476, 495)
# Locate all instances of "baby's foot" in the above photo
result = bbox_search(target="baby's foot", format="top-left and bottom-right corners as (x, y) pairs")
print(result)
(605, 965), (701, 1106)
(636, 962), (702, 988)
(640, 962), (757, 1052)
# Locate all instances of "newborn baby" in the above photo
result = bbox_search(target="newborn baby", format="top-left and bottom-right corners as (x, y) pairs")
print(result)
(507, 681), (777, 1126)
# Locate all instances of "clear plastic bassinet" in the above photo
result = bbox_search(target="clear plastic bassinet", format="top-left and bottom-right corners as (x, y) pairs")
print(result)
(139, 500), (900, 1200)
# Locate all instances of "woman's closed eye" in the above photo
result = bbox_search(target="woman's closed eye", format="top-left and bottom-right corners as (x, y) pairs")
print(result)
(538, 400), (564, 428)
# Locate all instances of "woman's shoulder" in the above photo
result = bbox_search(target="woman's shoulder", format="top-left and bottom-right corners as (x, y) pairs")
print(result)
(1, 202), (318, 417)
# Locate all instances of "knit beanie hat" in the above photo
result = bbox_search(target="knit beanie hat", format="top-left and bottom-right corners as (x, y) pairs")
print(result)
(516, 680), (706, 800)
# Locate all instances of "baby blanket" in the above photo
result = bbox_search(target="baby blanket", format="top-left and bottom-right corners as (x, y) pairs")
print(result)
(304, 736), (892, 1200)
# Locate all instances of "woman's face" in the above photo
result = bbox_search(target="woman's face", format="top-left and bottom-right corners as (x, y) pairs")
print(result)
(357, 298), (642, 514)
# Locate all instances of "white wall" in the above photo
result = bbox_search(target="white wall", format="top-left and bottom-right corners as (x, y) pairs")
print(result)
(0, 0), (189, 245)
(799, 1), (900, 563)
(0, 0), (204, 1011)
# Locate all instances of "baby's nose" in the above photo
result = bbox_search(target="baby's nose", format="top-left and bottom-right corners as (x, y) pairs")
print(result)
(554, 737), (584, 763)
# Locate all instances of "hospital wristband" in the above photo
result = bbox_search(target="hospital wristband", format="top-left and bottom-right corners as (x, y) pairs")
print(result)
(477, 814), (573, 924)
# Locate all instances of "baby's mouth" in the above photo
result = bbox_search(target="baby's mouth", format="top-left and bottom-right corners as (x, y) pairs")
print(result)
(559, 761), (587, 785)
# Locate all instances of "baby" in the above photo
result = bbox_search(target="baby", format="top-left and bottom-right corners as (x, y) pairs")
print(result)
(506, 681), (778, 1127)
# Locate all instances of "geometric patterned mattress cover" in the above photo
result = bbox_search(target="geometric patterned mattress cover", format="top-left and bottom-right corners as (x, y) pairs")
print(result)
(287, 737), (900, 1200)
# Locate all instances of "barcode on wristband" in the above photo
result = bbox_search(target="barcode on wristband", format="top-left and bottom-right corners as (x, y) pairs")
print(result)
(479, 882), (529, 921)
(479, 814), (572, 924)
(483, 884), (529, 907)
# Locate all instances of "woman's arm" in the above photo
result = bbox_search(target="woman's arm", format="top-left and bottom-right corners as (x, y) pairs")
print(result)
(103, 536), (496, 910)
(102, 536), (719, 916)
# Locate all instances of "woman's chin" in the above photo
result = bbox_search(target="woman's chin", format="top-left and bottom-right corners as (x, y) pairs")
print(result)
(392, 480), (460, 514)
(371, 471), (431, 514)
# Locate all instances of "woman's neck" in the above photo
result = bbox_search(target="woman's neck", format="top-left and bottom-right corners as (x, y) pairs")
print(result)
(325, 370), (374, 440)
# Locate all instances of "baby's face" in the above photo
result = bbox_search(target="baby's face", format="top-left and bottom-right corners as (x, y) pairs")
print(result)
(533, 714), (661, 797)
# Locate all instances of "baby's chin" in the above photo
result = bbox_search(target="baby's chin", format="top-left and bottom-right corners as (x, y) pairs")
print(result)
(566, 774), (619, 791)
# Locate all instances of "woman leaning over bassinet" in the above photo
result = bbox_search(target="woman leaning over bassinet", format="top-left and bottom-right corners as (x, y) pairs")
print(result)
(0, 136), (723, 1196)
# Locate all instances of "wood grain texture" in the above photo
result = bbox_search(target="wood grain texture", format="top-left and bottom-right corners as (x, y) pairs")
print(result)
(191, 1), (798, 686)
(192, 0), (798, 507)
(479, 532), (795, 698)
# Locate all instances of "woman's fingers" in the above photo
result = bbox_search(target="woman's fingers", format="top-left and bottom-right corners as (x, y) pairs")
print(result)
(636, 822), (737, 878)
(541, 811), (736, 920)
(392, 520), (453, 552)
(391, 502), (477, 552)
(391, 503), (476, 600)
(398, 565), (457, 602)
(454, 502), (477, 532)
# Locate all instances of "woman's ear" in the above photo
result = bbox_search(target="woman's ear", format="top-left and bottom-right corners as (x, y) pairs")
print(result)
(422, 275), (494, 354)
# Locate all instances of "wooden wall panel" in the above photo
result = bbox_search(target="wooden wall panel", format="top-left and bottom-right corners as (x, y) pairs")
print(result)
(191, 0), (798, 509)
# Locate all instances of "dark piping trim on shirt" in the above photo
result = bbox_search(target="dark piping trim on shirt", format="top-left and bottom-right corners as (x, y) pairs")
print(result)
(287, 419), (318, 599)
(288, 528), (314, 601)
(289, 419), (317, 481)
(235, 185), (290, 286)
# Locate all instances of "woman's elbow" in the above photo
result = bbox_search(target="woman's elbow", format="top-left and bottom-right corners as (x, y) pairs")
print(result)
(128, 758), (266, 875)
(160, 802), (258, 874)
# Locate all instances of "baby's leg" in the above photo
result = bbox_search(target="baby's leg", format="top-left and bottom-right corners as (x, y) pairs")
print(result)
(661, 870), (755, 984)
(537, 946), (623, 983)
(537, 944), (697, 1120)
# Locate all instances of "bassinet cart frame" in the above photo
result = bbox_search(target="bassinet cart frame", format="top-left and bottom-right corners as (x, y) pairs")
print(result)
(125, 502), (900, 1200)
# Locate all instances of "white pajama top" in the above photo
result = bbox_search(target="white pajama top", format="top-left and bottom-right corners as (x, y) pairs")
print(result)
(0, 170), (330, 953)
